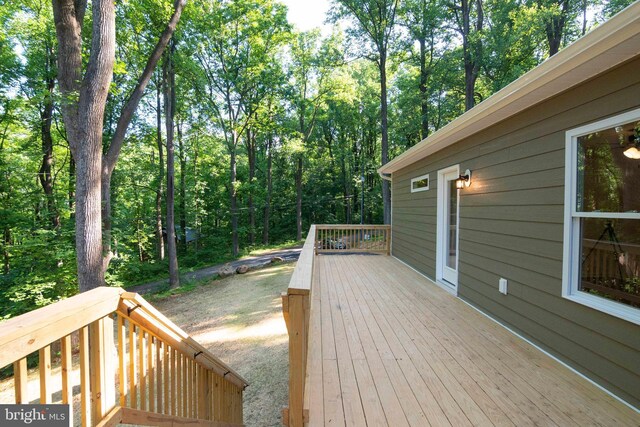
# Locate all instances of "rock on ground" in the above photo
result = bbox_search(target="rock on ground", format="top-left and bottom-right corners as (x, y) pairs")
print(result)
(218, 264), (236, 278)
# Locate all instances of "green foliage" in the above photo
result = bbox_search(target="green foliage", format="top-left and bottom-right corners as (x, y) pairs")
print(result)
(0, 0), (628, 319)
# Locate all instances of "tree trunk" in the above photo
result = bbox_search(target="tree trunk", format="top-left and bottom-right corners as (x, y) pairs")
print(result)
(100, 0), (186, 273)
(262, 134), (273, 245)
(155, 81), (165, 261)
(193, 136), (200, 251)
(75, 124), (108, 291)
(379, 52), (391, 225)
(296, 156), (303, 240)
(38, 50), (60, 229)
(53, 0), (114, 292)
(247, 129), (255, 245)
(230, 134), (239, 257)
(2, 227), (9, 274)
(164, 45), (179, 289)
(341, 155), (351, 223)
(68, 150), (75, 218)
(546, 0), (568, 56)
(418, 37), (429, 140)
(178, 120), (187, 251)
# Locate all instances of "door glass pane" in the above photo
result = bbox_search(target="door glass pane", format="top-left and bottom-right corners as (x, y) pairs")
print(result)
(447, 179), (457, 269)
(576, 119), (640, 213)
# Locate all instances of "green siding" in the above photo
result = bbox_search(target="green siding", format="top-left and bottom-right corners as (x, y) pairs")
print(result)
(391, 56), (640, 408)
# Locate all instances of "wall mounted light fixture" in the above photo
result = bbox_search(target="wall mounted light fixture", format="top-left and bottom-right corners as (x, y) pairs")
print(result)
(624, 135), (640, 159)
(456, 169), (472, 189)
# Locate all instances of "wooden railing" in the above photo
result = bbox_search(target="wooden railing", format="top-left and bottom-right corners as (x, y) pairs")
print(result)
(0, 287), (248, 427)
(282, 224), (389, 426)
(315, 224), (391, 255)
(581, 238), (640, 306)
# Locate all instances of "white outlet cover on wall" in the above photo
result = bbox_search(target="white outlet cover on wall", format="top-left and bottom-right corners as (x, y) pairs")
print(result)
(499, 278), (508, 295)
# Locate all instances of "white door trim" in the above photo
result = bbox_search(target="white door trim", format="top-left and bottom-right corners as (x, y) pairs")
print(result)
(436, 165), (460, 295)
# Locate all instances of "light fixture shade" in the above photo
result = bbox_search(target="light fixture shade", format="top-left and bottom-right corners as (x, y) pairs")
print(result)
(455, 169), (472, 189)
(623, 146), (640, 159)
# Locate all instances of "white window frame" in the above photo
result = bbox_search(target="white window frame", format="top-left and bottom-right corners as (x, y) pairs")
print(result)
(562, 108), (640, 325)
(411, 173), (430, 193)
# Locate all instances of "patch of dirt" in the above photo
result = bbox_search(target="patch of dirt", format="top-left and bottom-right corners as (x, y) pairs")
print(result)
(152, 263), (293, 427)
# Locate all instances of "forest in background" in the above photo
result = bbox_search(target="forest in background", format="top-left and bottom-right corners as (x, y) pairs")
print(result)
(0, 0), (634, 318)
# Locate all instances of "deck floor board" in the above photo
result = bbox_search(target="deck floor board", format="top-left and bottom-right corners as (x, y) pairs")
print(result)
(306, 254), (640, 426)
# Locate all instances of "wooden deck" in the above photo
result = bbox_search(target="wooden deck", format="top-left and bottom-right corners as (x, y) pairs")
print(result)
(305, 254), (640, 426)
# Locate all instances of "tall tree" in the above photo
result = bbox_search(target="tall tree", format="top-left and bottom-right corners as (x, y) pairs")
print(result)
(289, 30), (341, 239)
(154, 75), (165, 260)
(101, 0), (186, 271)
(400, 0), (447, 139)
(331, 0), (399, 224)
(538, 0), (570, 56)
(52, 0), (115, 291)
(449, 0), (484, 111)
(52, 0), (186, 291)
(13, 1), (61, 228)
(193, 0), (289, 256)
(164, 43), (180, 289)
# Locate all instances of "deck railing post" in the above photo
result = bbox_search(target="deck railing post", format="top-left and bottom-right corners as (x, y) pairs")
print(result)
(89, 316), (116, 426)
(386, 225), (391, 256)
(287, 292), (309, 427)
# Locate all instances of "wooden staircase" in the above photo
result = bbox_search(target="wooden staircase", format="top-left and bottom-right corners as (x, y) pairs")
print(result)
(0, 287), (248, 426)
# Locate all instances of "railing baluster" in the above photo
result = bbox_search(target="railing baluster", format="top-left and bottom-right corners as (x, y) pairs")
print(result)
(148, 335), (155, 412)
(13, 357), (28, 404)
(197, 364), (205, 418)
(129, 324), (137, 409)
(61, 334), (73, 427)
(118, 315), (127, 407)
(39, 345), (51, 403)
(172, 348), (178, 415)
(89, 319), (104, 423)
(156, 340), (163, 413)
(208, 370), (214, 420)
(213, 372), (221, 421)
(188, 358), (194, 417)
(162, 344), (171, 415)
(177, 351), (183, 417)
(182, 351), (188, 416)
(79, 326), (90, 427)
(138, 329), (146, 411)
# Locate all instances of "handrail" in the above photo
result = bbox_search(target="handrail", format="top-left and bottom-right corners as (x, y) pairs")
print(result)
(282, 224), (390, 426)
(0, 286), (123, 368)
(0, 287), (248, 426)
(118, 292), (247, 388)
(315, 224), (391, 255)
(281, 226), (315, 427)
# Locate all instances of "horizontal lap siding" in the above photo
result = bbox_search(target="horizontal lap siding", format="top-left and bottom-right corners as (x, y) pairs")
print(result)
(391, 56), (640, 408)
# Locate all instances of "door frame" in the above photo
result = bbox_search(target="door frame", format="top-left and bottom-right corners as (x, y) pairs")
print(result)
(436, 164), (460, 295)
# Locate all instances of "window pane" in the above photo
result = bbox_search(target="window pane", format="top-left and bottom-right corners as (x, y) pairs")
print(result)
(446, 180), (457, 269)
(576, 120), (640, 213)
(579, 217), (640, 308)
(412, 176), (429, 190)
